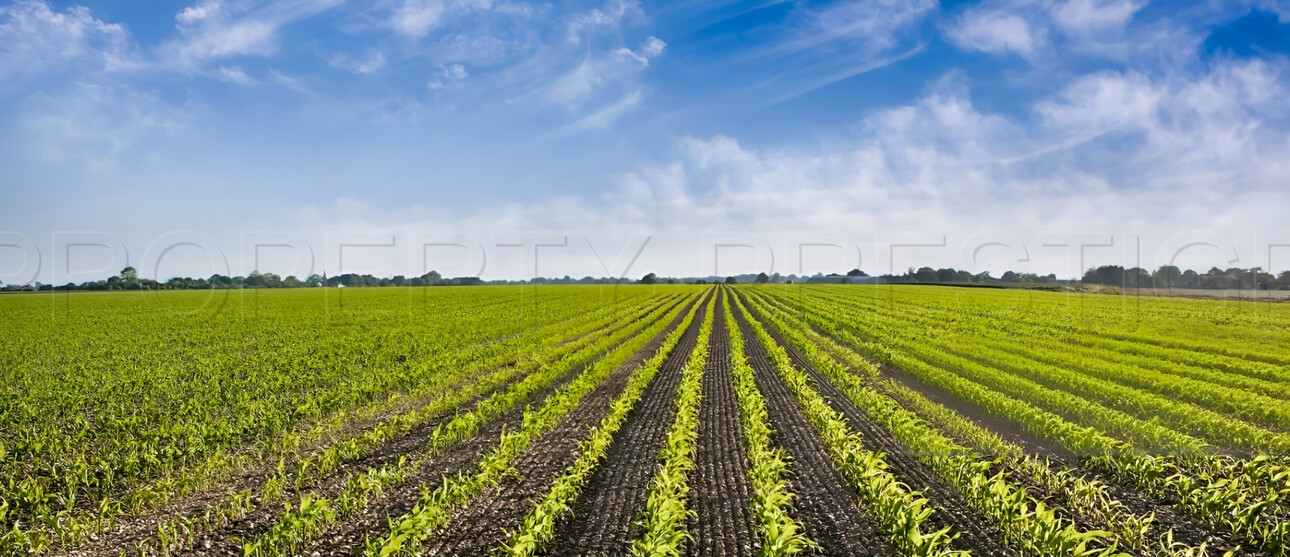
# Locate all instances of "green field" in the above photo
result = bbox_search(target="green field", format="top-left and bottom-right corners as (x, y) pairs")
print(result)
(1, 285), (1287, 556)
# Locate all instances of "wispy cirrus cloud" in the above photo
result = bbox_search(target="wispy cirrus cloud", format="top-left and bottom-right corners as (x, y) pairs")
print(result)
(736, 0), (938, 103)
(165, 0), (344, 67)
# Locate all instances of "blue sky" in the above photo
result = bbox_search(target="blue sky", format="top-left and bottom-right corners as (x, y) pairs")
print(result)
(3, 0), (1290, 282)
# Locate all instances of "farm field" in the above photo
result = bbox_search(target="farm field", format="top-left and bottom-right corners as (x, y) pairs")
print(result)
(1, 285), (1288, 556)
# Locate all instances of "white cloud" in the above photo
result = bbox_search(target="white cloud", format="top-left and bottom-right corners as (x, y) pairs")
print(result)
(614, 36), (665, 68)
(18, 82), (188, 170)
(176, 2), (219, 25)
(167, 0), (343, 66)
(640, 35), (665, 58)
(330, 50), (387, 74)
(789, 0), (937, 54)
(744, 0), (935, 102)
(944, 0), (1153, 62)
(554, 90), (642, 135)
(379, 0), (496, 38)
(945, 9), (1045, 59)
(537, 33), (662, 111)
(1050, 0), (1145, 35)
(217, 65), (257, 85)
(0, 0), (133, 85)
(427, 63), (467, 89)
(385, 0), (447, 37)
(566, 0), (643, 44)
(299, 58), (1290, 278)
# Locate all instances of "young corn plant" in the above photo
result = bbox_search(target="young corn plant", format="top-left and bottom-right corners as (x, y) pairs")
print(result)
(368, 296), (707, 557)
(734, 292), (1122, 557)
(498, 292), (715, 556)
(631, 300), (715, 557)
(722, 290), (816, 556)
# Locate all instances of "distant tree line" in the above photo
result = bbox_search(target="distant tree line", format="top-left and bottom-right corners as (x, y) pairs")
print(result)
(1, 268), (677, 292)
(6, 264), (1287, 292)
(1082, 265), (1290, 290)
(706, 268), (1064, 286)
(7, 268), (495, 292)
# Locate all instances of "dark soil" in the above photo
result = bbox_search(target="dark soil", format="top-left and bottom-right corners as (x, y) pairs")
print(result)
(541, 296), (712, 555)
(729, 302), (895, 557)
(178, 295), (698, 557)
(75, 297), (681, 557)
(686, 296), (760, 557)
(859, 334), (1234, 552)
(382, 293), (707, 556)
(751, 293), (1242, 554)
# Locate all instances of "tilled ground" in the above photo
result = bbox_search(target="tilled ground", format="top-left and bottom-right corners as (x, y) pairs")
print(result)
(749, 294), (1241, 555)
(182, 359), (584, 557)
(343, 295), (704, 556)
(62, 288), (1261, 557)
(687, 297), (760, 557)
(79, 361), (528, 557)
(875, 358), (1241, 553)
(542, 296), (712, 555)
(735, 302), (1010, 555)
(75, 297), (681, 557)
(730, 306), (896, 557)
(180, 297), (696, 557)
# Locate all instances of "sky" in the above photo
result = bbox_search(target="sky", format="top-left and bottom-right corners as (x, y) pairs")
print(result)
(3, 0), (1290, 283)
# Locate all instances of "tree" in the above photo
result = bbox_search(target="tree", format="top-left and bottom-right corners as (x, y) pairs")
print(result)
(846, 268), (867, 277)
(913, 267), (937, 283)
(640, 272), (659, 285)
(1000, 271), (1021, 283)
(1154, 265), (1182, 289)
(755, 272), (769, 284)
(120, 266), (138, 283)
(1126, 267), (1151, 288)
(936, 268), (957, 283)
(1181, 269), (1200, 288)
(305, 274), (323, 287)
(725, 276), (738, 284)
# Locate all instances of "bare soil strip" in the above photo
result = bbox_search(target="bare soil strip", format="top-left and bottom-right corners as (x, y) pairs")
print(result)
(687, 296), (760, 557)
(736, 304), (1008, 555)
(729, 304), (894, 557)
(755, 294), (1230, 551)
(394, 294), (709, 556)
(541, 301), (711, 554)
(182, 296), (700, 557)
(75, 296), (678, 557)
(878, 361), (1228, 550)
(182, 360), (579, 557)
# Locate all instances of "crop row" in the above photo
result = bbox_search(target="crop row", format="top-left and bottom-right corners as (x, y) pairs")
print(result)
(629, 290), (717, 556)
(757, 287), (1287, 554)
(737, 291), (1138, 555)
(361, 292), (705, 556)
(2, 293), (682, 554)
(104, 293), (684, 556)
(838, 290), (1290, 447)
(0, 290), (596, 517)
(727, 292), (963, 556)
(239, 291), (699, 556)
(721, 289), (816, 555)
(501, 290), (716, 556)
